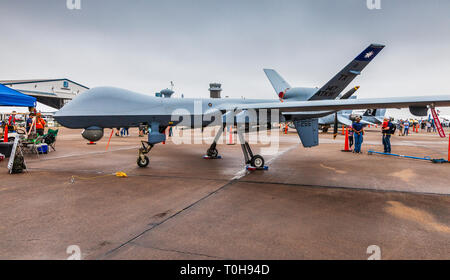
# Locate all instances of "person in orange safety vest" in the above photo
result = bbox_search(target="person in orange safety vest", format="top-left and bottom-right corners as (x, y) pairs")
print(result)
(35, 113), (46, 136)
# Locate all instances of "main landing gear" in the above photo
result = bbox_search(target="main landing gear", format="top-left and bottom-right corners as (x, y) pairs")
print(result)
(205, 127), (223, 159)
(136, 124), (266, 170)
(205, 125), (266, 169)
(237, 126), (265, 169)
(137, 141), (154, 168)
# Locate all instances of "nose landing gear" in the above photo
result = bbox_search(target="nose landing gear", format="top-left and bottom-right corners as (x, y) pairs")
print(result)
(137, 141), (154, 168)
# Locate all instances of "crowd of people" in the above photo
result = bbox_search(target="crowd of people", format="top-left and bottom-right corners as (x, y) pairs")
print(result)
(394, 119), (437, 136)
(1, 108), (48, 140)
(345, 116), (442, 154)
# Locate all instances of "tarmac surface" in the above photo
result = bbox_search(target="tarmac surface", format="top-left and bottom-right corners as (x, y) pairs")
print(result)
(0, 126), (449, 259)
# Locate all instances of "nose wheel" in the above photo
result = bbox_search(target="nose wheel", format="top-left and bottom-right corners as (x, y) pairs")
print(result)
(137, 141), (154, 168)
(137, 156), (150, 168)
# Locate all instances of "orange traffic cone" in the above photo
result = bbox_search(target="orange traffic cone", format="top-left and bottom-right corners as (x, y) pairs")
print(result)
(448, 135), (450, 162)
(227, 126), (234, 145)
(3, 125), (8, 142)
(342, 127), (351, 152)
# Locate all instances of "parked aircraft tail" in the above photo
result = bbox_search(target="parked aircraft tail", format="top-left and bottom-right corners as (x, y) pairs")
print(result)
(263, 69), (291, 98)
(363, 108), (386, 117)
(308, 44), (385, 101)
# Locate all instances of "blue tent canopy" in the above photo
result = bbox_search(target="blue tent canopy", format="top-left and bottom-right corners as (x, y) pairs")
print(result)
(0, 83), (36, 107)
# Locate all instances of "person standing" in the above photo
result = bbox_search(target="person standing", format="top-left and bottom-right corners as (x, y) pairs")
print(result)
(382, 117), (394, 153)
(403, 120), (410, 136)
(35, 113), (46, 136)
(397, 119), (403, 136)
(26, 113), (34, 134)
(8, 111), (18, 131)
(348, 125), (354, 150)
(352, 117), (364, 153)
(382, 117), (388, 152)
(120, 127), (129, 137)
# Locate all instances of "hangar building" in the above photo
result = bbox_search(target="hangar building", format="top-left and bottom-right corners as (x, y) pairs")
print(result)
(0, 79), (89, 109)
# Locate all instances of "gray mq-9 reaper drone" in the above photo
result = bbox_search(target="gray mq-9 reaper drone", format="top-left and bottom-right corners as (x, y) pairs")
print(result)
(54, 44), (450, 168)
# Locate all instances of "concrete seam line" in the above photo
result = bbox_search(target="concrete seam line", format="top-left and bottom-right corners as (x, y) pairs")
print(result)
(238, 180), (450, 197)
(99, 143), (301, 259)
(127, 242), (225, 260)
(98, 179), (239, 259)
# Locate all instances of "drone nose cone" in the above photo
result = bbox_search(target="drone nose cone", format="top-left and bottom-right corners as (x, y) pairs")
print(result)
(54, 86), (161, 129)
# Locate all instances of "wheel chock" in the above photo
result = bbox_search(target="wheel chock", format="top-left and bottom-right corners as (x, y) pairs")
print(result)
(115, 171), (128, 178)
(203, 155), (222, 159)
(246, 165), (269, 171)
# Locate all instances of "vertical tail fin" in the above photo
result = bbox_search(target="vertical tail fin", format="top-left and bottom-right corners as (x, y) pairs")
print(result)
(309, 44), (385, 100)
(363, 108), (386, 117)
(263, 69), (291, 97)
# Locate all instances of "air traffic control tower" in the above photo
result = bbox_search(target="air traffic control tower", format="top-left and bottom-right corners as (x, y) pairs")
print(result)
(209, 83), (222, 98)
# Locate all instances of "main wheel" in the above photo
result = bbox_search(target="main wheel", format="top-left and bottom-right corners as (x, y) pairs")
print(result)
(251, 155), (265, 168)
(207, 148), (218, 158)
(137, 155), (150, 168)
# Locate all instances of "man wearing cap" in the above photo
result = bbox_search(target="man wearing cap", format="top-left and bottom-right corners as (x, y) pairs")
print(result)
(382, 117), (394, 153)
(352, 116), (364, 153)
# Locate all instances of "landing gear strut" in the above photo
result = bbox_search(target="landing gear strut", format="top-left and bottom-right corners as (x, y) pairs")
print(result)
(137, 141), (154, 168)
(205, 127), (223, 159)
(207, 143), (219, 158)
(237, 126), (265, 168)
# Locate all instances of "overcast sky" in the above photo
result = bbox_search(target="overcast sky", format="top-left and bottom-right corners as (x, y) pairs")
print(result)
(1, 0), (450, 116)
